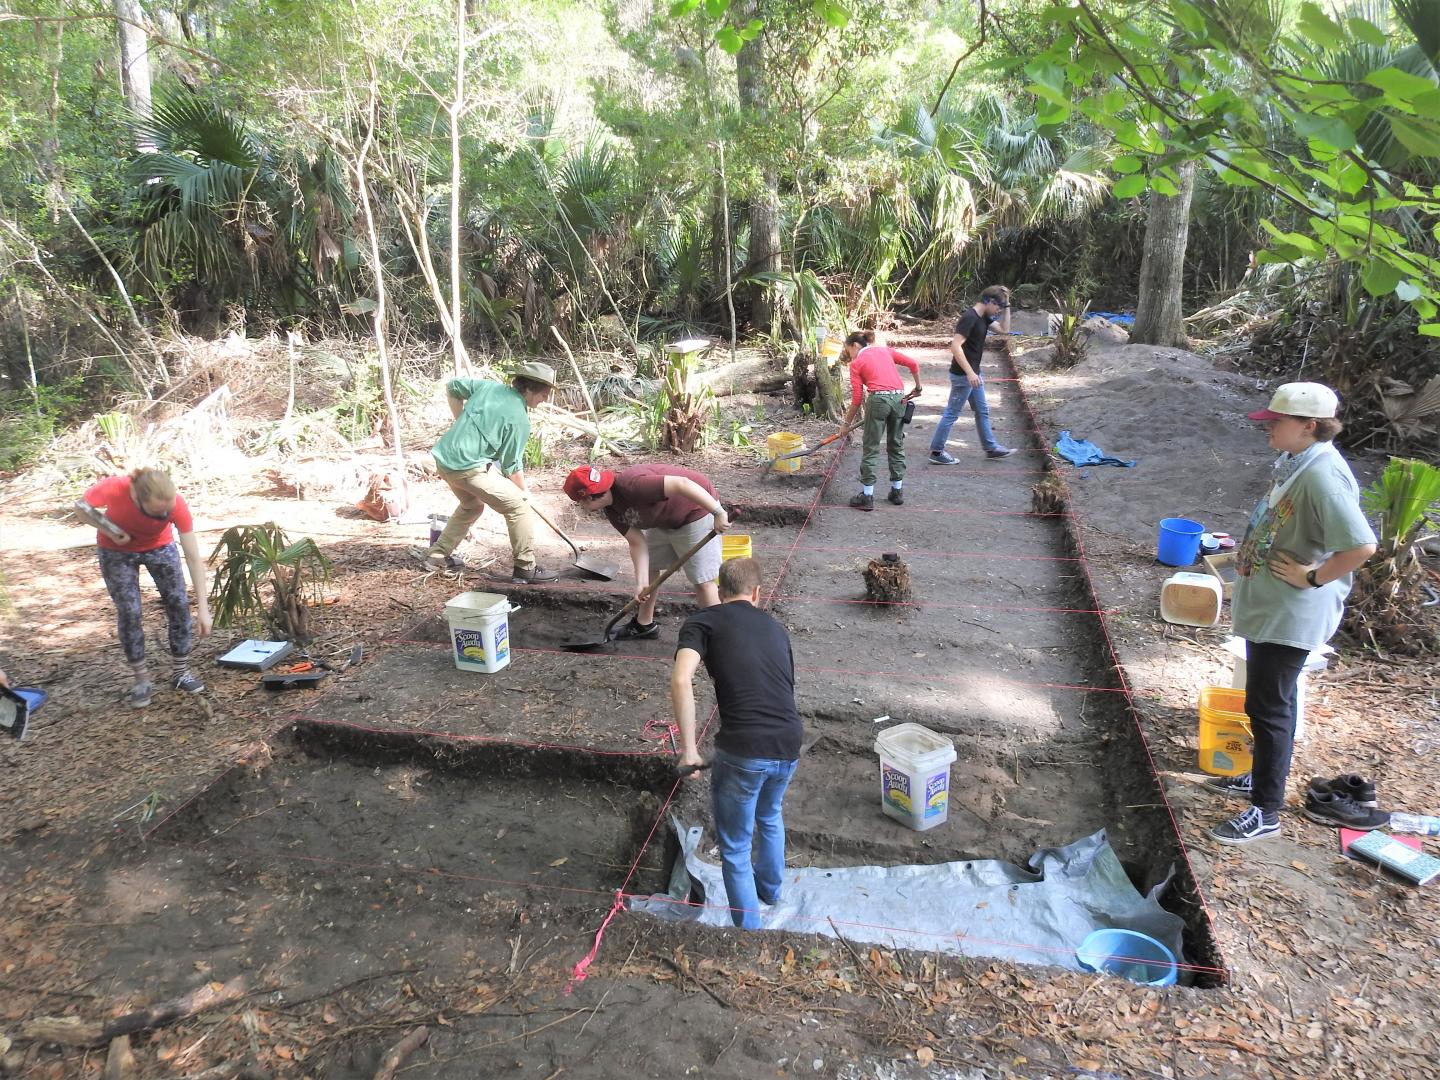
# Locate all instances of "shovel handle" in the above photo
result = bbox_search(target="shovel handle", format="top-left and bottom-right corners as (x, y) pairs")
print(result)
(603, 528), (719, 639)
(528, 502), (581, 560)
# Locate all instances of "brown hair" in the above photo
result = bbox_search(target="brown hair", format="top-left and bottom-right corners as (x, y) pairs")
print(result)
(717, 556), (763, 599)
(129, 467), (176, 505)
(512, 375), (552, 396)
(844, 330), (875, 348)
(980, 285), (1010, 306)
(1312, 417), (1342, 442)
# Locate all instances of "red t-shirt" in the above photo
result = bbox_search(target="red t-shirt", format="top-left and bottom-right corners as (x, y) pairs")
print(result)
(603, 464), (717, 534)
(849, 345), (919, 407)
(83, 476), (193, 552)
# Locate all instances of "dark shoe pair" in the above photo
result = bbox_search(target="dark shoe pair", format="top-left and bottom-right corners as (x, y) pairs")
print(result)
(611, 617), (660, 641)
(1308, 773), (1377, 808)
(1303, 788), (1389, 829)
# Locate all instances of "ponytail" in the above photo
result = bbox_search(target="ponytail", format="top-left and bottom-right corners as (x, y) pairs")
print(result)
(844, 330), (875, 348)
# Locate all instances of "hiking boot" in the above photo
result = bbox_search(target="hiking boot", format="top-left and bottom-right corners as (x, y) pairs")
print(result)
(1308, 773), (1378, 809)
(928, 450), (959, 465)
(985, 447), (1017, 459)
(509, 564), (560, 584)
(1203, 773), (1253, 800)
(1208, 805), (1281, 845)
(1303, 790), (1390, 829)
(172, 672), (205, 694)
(887, 488), (905, 506)
(849, 492), (874, 512)
(612, 617), (660, 641)
(129, 681), (154, 709)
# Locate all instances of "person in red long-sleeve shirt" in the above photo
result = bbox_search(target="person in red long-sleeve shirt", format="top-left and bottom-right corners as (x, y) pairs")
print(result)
(838, 331), (923, 511)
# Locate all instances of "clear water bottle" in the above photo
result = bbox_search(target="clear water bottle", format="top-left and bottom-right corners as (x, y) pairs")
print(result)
(1387, 813), (1440, 836)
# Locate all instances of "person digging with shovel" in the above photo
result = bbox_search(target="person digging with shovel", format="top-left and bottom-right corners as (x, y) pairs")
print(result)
(414, 361), (563, 585)
(838, 330), (923, 511)
(563, 463), (728, 639)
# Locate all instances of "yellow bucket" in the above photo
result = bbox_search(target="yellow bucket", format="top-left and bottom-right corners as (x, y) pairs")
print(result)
(1197, 686), (1252, 776)
(766, 432), (805, 473)
(721, 534), (752, 562)
(820, 336), (843, 362)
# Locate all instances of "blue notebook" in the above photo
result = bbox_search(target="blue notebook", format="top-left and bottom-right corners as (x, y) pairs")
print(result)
(1348, 831), (1440, 886)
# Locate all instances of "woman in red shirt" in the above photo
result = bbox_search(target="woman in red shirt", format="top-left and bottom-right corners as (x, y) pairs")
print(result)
(838, 331), (923, 511)
(74, 468), (212, 708)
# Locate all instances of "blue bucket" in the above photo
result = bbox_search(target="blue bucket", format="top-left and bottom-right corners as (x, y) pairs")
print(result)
(1077, 928), (1178, 987)
(1156, 517), (1204, 566)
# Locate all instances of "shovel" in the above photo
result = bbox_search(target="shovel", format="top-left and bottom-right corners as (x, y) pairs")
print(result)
(529, 503), (617, 581)
(761, 422), (862, 475)
(562, 529), (719, 652)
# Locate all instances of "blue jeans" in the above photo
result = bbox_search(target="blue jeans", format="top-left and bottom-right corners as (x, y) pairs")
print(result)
(711, 749), (798, 929)
(929, 372), (1001, 454)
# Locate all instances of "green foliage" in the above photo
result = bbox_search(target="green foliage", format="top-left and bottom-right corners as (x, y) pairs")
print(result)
(0, 379), (86, 472)
(1346, 456), (1440, 653)
(1363, 456), (1440, 546)
(1048, 288), (1092, 368)
(208, 523), (332, 643)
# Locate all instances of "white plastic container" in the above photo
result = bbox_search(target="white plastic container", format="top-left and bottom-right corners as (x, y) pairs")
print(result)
(1160, 572), (1223, 627)
(1222, 637), (1333, 741)
(873, 723), (958, 831)
(445, 591), (515, 673)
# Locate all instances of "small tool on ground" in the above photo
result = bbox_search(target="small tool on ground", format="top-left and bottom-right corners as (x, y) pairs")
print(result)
(528, 503), (617, 580)
(561, 529), (719, 652)
(761, 422), (862, 475)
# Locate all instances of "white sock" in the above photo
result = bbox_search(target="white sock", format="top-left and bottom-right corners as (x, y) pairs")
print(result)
(862, 485), (874, 496)
(891, 481), (902, 490)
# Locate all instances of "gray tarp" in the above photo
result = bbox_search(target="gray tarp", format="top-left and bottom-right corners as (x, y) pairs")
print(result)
(630, 821), (1188, 978)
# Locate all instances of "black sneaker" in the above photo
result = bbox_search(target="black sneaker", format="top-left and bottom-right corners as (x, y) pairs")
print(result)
(849, 493), (874, 512)
(508, 564), (560, 584)
(612, 617), (660, 641)
(985, 447), (1017, 459)
(1303, 790), (1390, 829)
(1203, 773), (1253, 800)
(887, 488), (904, 506)
(1308, 773), (1378, 809)
(1209, 805), (1281, 845)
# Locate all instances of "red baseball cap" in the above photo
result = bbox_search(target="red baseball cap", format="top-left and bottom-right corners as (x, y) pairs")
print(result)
(563, 465), (615, 501)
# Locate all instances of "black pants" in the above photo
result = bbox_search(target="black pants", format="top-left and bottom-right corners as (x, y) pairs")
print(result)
(1245, 640), (1309, 812)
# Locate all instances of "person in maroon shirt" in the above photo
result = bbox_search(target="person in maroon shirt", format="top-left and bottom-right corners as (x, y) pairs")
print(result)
(564, 463), (730, 639)
(838, 330), (923, 511)
(73, 468), (212, 708)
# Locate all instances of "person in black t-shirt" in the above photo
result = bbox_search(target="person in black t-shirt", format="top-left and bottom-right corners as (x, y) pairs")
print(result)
(671, 557), (802, 930)
(928, 285), (1016, 463)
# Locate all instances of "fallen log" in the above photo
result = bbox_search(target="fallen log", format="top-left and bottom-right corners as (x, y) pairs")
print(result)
(373, 1025), (429, 1080)
(21, 976), (252, 1048)
(695, 355), (788, 396)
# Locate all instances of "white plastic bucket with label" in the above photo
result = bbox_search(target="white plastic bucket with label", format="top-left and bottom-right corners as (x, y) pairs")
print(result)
(445, 591), (517, 673)
(873, 723), (958, 831)
(1223, 637), (1332, 741)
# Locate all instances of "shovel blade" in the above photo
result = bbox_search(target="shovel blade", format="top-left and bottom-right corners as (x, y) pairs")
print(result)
(560, 638), (612, 653)
(573, 556), (616, 581)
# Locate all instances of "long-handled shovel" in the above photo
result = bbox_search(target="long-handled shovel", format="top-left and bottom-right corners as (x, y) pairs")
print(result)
(761, 422), (862, 476)
(529, 503), (617, 581)
(562, 529), (719, 652)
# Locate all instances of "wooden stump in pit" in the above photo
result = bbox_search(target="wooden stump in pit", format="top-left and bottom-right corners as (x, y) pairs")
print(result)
(864, 556), (913, 604)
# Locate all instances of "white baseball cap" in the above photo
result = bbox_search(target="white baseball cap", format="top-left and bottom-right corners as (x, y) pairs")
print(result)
(1247, 382), (1338, 421)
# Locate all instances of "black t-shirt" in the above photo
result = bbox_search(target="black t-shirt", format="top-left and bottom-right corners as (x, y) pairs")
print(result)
(676, 601), (803, 761)
(950, 308), (996, 376)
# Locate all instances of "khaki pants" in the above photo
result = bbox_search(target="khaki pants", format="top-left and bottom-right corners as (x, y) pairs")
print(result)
(431, 463), (536, 569)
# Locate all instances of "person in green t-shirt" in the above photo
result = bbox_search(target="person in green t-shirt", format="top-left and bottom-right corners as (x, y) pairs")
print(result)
(414, 361), (562, 584)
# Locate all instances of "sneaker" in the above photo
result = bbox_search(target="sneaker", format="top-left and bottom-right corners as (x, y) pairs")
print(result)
(612, 617), (660, 641)
(1308, 773), (1378, 809)
(508, 564), (560, 584)
(410, 547), (465, 571)
(172, 672), (205, 694)
(928, 450), (959, 465)
(887, 488), (904, 506)
(1202, 773), (1253, 800)
(1208, 805), (1281, 845)
(1302, 790), (1390, 829)
(129, 681), (154, 709)
(849, 493), (874, 512)
(985, 447), (1017, 459)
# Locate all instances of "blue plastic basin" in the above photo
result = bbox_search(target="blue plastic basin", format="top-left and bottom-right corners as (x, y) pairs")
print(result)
(1157, 517), (1204, 566)
(1077, 928), (1178, 987)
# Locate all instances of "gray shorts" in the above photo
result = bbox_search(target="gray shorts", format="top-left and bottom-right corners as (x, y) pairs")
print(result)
(646, 516), (721, 586)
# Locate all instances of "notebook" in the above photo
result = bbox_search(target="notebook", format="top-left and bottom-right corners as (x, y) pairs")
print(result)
(217, 640), (294, 671)
(1346, 831), (1440, 886)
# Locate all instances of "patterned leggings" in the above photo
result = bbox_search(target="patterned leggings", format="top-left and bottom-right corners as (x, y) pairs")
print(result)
(98, 544), (192, 664)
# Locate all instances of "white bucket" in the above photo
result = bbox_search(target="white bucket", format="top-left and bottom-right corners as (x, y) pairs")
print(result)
(1222, 637), (1333, 742)
(445, 591), (516, 673)
(873, 723), (958, 831)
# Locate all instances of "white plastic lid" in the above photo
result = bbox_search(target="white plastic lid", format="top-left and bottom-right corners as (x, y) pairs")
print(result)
(445, 591), (509, 616)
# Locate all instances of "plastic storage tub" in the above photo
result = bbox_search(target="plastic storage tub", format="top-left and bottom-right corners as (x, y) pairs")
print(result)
(1197, 686), (1251, 775)
(445, 591), (514, 673)
(1160, 572), (1223, 627)
(873, 723), (958, 831)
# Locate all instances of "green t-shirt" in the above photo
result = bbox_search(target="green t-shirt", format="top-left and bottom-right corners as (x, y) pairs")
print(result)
(431, 379), (530, 475)
(1232, 446), (1375, 650)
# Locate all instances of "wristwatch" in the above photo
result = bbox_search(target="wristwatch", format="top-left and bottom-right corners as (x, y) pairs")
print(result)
(1305, 569), (1320, 588)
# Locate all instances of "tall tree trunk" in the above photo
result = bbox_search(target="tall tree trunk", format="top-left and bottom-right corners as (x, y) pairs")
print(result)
(447, 0), (471, 376)
(113, 0), (155, 151)
(735, 3), (780, 336)
(1130, 161), (1195, 348)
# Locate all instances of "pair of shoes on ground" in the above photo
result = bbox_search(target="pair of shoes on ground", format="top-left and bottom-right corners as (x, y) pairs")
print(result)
(927, 448), (1016, 464)
(1303, 774), (1388, 828)
(849, 490), (904, 511)
(130, 672), (206, 709)
(612, 617), (660, 641)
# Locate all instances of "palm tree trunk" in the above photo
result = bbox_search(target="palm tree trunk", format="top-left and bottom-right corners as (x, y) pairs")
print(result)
(1130, 161), (1196, 348)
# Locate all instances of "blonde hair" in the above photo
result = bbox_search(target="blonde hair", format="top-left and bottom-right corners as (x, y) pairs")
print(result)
(129, 467), (177, 505)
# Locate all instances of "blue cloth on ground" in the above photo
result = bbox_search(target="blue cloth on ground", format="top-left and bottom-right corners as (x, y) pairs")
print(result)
(1089, 311), (1135, 326)
(1056, 430), (1136, 468)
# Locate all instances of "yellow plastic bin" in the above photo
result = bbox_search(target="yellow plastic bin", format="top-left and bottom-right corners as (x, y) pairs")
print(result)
(1197, 686), (1252, 776)
(766, 432), (805, 473)
(721, 534), (752, 561)
(820, 336), (843, 363)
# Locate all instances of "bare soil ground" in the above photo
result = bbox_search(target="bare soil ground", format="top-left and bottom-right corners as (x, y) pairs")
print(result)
(1, 327), (1437, 1080)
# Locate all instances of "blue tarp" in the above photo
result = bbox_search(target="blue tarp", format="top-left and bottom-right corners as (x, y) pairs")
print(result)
(1089, 311), (1136, 326)
(1056, 430), (1136, 469)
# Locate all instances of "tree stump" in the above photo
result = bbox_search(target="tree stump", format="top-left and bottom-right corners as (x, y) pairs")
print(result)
(864, 554), (913, 604)
(1031, 472), (1068, 515)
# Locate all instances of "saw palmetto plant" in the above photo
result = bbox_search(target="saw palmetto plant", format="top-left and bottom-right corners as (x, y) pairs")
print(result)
(209, 524), (333, 644)
(1344, 457), (1440, 654)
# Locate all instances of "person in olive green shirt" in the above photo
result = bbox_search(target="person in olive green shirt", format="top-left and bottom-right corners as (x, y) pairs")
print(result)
(416, 361), (561, 584)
